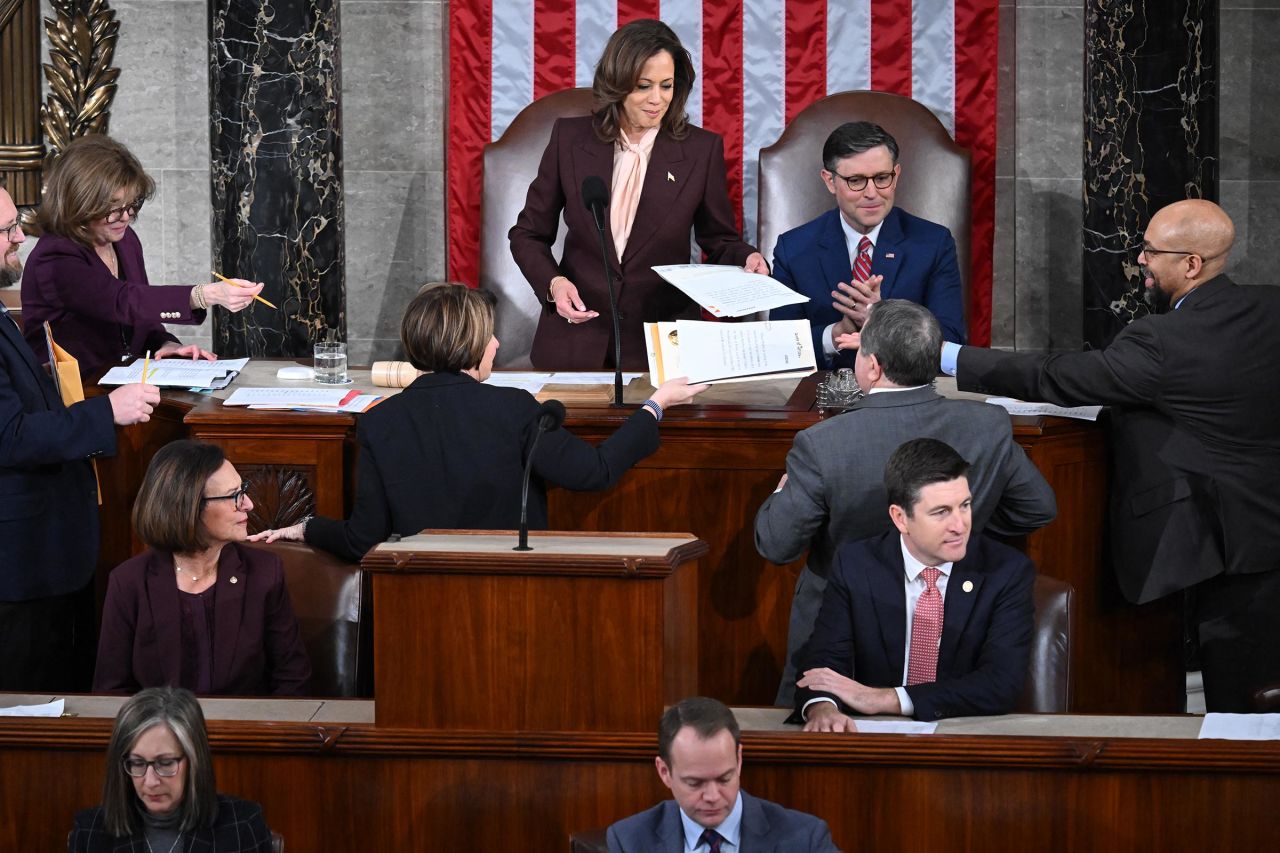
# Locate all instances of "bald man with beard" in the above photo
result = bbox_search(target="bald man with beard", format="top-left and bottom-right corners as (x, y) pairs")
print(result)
(935, 199), (1280, 712)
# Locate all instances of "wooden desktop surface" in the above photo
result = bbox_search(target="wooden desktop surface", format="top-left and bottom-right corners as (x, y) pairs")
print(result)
(89, 363), (1180, 713)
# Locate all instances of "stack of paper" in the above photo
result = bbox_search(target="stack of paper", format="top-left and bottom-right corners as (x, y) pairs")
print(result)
(223, 387), (381, 412)
(985, 397), (1102, 421)
(101, 357), (251, 391)
(645, 319), (816, 385)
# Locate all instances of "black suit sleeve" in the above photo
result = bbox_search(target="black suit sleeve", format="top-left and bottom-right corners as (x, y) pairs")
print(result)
(0, 366), (115, 469)
(306, 422), (393, 563)
(792, 547), (859, 717)
(529, 408), (660, 491)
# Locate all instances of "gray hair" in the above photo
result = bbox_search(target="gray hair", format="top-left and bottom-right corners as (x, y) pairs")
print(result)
(858, 300), (942, 387)
(100, 687), (218, 837)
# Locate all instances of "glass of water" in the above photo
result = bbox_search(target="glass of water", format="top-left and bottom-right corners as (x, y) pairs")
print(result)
(313, 341), (348, 384)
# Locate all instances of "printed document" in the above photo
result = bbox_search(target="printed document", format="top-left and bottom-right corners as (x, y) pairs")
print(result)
(645, 319), (816, 385)
(652, 264), (808, 317)
(101, 357), (250, 390)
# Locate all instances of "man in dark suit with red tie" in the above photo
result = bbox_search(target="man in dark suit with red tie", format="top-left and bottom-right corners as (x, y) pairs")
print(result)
(945, 199), (1280, 712)
(795, 438), (1036, 728)
(769, 121), (966, 369)
(0, 179), (158, 690)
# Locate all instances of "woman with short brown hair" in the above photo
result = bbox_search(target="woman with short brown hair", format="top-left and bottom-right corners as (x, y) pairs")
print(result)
(21, 134), (264, 376)
(93, 440), (311, 696)
(251, 282), (707, 562)
(509, 18), (767, 370)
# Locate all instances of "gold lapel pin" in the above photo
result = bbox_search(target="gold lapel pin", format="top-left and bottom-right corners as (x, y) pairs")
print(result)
(962, 580), (973, 593)
(667, 172), (675, 182)
(230, 576), (238, 584)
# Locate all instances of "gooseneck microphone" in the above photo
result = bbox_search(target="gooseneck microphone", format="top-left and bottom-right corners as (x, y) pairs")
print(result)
(514, 399), (567, 551)
(581, 175), (625, 406)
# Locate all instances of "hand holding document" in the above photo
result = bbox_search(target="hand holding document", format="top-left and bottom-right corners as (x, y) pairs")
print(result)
(651, 264), (808, 317)
(646, 319), (816, 385)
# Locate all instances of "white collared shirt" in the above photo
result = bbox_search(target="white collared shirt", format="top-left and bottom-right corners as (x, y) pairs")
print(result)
(678, 791), (743, 851)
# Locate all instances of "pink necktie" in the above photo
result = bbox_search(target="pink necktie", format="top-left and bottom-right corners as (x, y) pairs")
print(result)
(852, 235), (873, 282)
(906, 567), (943, 685)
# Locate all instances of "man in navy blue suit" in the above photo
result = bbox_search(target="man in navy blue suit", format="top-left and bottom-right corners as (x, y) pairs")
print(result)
(608, 697), (841, 852)
(0, 179), (159, 690)
(769, 121), (965, 369)
(795, 438), (1035, 728)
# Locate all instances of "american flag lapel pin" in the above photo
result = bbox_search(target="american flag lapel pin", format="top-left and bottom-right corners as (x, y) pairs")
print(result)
(885, 252), (896, 259)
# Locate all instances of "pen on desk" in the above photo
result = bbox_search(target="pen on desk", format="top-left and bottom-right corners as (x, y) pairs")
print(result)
(141, 350), (151, 384)
(210, 271), (278, 309)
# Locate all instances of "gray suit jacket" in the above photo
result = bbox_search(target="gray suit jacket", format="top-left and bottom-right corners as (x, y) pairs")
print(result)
(755, 386), (1057, 579)
(606, 791), (840, 852)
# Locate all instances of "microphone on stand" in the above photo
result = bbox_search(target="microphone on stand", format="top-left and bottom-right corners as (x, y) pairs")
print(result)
(581, 175), (624, 406)
(514, 400), (567, 551)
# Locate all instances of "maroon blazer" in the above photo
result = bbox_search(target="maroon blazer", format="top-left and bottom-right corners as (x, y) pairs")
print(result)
(21, 229), (204, 377)
(509, 114), (757, 370)
(93, 543), (311, 696)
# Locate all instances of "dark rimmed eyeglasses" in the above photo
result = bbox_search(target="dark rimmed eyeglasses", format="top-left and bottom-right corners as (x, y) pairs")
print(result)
(1, 221), (22, 241)
(104, 198), (145, 224)
(829, 170), (897, 192)
(201, 482), (250, 510)
(1136, 242), (1195, 258)
(123, 755), (185, 778)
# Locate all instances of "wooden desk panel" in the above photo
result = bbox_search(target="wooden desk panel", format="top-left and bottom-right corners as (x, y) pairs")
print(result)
(3, 716), (1275, 852)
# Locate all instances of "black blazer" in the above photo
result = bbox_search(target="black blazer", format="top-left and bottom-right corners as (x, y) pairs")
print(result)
(796, 531), (1035, 722)
(0, 306), (115, 601)
(306, 371), (660, 562)
(957, 275), (1280, 603)
(69, 795), (273, 852)
(509, 114), (757, 370)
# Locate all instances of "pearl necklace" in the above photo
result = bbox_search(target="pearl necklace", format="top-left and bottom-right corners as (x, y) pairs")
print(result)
(175, 564), (214, 583)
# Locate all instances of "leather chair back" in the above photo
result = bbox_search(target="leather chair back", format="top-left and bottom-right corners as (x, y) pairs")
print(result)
(480, 88), (597, 368)
(756, 91), (971, 328)
(1017, 575), (1075, 713)
(569, 829), (608, 853)
(259, 541), (368, 697)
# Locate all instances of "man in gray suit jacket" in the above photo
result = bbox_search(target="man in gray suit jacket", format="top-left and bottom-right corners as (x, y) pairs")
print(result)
(607, 697), (840, 852)
(756, 300), (1057, 705)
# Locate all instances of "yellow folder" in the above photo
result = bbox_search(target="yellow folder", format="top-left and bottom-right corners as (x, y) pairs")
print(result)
(44, 322), (101, 505)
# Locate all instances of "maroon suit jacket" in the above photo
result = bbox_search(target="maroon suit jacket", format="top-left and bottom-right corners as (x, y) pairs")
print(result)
(93, 543), (311, 696)
(21, 229), (204, 376)
(509, 114), (756, 370)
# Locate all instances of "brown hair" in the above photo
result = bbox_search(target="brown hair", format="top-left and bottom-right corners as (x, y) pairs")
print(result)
(36, 134), (155, 247)
(657, 697), (741, 767)
(401, 282), (496, 373)
(132, 440), (228, 553)
(592, 19), (694, 144)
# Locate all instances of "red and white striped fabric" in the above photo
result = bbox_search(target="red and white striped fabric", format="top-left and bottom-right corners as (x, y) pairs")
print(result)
(448, 0), (998, 345)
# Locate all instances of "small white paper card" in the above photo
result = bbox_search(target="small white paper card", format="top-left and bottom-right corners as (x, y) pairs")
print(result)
(0, 698), (65, 717)
(1198, 713), (1280, 740)
(652, 264), (808, 317)
(985, 397), (1102, 422)
(224, 387), (350, 407)
(852, 719), (938, 734)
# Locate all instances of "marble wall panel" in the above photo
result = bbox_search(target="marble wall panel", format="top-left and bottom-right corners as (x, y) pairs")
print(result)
(343, 169), (445, 364)
(341, 0), (442, 173)
(1014, 178), (1082, 350)
(1221, 180), (1280, 286)
(161, 168), (216, 348)
(1014, 6), (1083, 181)
(992, 175), (1017, 347)
(1220, 9), (1280, 180)
(210, 0), (346, 358)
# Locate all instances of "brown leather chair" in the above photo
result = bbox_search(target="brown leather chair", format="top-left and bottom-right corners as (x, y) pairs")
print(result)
(258, 541), (369, 697)
(480, 88), (596, 368)
(756, 90), (971, 328)
(1017, 575), (1075, 713)
(271, 830), (284, 852)
(1253, 683), (1280, 712)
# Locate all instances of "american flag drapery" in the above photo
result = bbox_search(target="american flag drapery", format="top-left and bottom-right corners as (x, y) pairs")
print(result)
(447, 0), (998, 345)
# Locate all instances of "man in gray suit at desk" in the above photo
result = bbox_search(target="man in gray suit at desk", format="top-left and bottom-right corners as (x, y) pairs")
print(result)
(756, 299), (1058, 706)
(607, 697), (840, 852)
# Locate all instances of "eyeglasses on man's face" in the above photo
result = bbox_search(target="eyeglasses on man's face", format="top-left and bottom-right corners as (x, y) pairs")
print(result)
(1136, 242), (1196, 259)
(830, 170), (897, 192)
(201, 482), (250, 511)
(104, 198), (145, 224)
(123, 755), (185, 777)
(0, 221), (22, 242)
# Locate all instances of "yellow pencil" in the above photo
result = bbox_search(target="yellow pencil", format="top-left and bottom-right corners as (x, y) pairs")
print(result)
(210, 271), (278, 309)
(141, 350), (151, 384)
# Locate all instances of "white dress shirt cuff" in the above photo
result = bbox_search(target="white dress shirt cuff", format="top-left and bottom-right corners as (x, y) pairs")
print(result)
(940, 341), (961, 376)
(823, 323), (840, 357)
(801, 697), (838, 721)
(894, 687), (914, 717)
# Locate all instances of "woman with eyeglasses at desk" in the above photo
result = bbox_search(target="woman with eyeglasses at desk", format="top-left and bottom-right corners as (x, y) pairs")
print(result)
(69, 686), (275, 852)
(92, 440), (311, 696)
(20, 134), (263, 378)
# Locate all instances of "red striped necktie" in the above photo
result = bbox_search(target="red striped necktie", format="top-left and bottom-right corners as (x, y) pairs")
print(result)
(852, 235), (873, 282)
